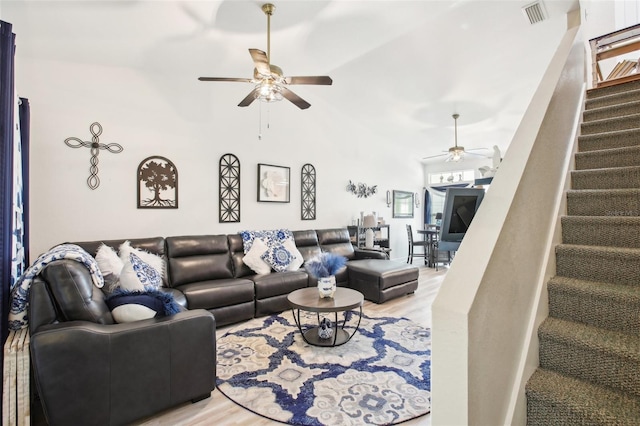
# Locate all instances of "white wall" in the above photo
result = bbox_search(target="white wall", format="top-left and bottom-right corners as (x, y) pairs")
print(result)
(16, 53), (424, 261)
(431, 9), (585, 425)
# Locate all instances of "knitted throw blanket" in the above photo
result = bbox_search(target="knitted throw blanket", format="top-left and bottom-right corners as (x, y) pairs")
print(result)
(8, 243), (104, 331)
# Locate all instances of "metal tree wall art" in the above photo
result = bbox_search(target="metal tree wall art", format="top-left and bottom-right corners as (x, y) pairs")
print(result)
(301, 163), (316, 220)
(137, 156), (178, 209)
(64, 122), (123, 189)
(219, 153), (241, 223)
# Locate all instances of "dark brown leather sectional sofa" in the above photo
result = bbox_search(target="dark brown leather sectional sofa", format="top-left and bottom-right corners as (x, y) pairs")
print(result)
(28, 227), (418, 425)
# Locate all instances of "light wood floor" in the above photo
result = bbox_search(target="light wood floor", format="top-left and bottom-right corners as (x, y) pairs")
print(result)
(134, 265), (446, 426)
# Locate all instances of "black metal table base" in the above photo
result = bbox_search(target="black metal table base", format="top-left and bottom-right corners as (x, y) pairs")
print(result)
(291, 306), (363, 347)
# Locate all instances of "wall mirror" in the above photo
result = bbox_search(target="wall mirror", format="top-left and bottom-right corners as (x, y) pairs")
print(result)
(393, 190), (414, 218)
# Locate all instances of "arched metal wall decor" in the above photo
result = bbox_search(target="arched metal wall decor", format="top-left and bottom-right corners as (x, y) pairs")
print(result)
(137, 156), (178, 209)
(301, 163), (316, 220)
(219, 153), (241, 222)
(64, 122), (123, 190)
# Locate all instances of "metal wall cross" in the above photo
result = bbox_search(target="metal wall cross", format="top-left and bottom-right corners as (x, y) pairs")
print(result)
(64, 122), (123, 190)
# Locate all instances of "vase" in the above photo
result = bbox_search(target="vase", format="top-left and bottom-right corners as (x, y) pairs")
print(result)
(365, 228), (375, 248)
(318, 276), (336, 298)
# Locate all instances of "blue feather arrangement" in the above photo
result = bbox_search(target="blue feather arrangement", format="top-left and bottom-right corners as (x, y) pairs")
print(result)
(305, 252), (348, 278)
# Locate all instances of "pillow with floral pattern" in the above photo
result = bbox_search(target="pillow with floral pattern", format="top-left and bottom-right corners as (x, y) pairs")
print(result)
(260, 242), (294, 272)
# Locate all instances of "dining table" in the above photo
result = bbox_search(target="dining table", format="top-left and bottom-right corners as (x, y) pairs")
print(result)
(416, 226), (439, 267)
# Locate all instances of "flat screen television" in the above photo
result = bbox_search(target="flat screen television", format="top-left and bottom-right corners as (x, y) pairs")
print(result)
(439, 187), (485, 248)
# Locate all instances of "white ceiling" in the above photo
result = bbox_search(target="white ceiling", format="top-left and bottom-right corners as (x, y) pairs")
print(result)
(3, 0), (578, 164)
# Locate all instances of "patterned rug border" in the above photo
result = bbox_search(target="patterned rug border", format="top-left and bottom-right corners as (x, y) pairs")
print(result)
(216, 310), (431, 426)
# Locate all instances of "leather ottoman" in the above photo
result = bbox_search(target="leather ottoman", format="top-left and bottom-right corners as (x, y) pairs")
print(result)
(346, 259), (419, 303)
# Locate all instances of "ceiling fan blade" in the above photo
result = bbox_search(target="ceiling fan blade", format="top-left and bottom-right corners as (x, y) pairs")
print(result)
(280, 87), (311, 109)
(238, 88), (260, 107)
(285, 76), (333, 85)
(249, 48), (271, 76)
(198, 77), (252, 82)
(421, 153), (448, 160)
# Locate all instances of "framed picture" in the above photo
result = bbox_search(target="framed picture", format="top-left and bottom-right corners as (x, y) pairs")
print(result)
(257, 163), (290, 203)
(393, 190), (414, 218)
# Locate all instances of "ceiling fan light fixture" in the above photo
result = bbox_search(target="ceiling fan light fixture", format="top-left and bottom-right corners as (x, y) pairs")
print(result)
(256, 80), (283, 102)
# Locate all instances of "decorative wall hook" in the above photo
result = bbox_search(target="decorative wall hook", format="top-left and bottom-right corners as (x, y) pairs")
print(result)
(64, 122), (123, 190)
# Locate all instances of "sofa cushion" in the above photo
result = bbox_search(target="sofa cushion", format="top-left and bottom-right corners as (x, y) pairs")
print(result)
(166, 235), (234, 286)
(316, 228), (356, 260)
(292, 230), (322, 262)
(253, 270), (309, 300)
(177, 278), (255, 311)
(39, 260), (114, 324)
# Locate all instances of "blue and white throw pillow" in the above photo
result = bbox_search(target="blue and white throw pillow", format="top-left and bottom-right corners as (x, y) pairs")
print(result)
(261, 243), (294, 272)
(119, 252), (163, 291)
(239, 229), (294, 254)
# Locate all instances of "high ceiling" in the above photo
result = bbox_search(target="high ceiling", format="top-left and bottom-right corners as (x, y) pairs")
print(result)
(3, 0), (577, 164)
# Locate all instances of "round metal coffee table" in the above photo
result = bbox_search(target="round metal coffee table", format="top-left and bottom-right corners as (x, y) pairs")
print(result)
(287, 287), (364, 347)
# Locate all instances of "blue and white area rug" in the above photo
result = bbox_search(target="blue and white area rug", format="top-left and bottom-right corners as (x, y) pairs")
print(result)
(216, 310), (431, 425)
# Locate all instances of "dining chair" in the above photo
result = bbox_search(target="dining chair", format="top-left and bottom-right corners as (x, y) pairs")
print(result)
(406, 224), (430, 264)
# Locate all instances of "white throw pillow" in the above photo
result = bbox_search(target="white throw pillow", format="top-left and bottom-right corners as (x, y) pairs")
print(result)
(283, 239), (304, 271)
(119, 241), (165, 283)
(242, 238), (272, 275)
(95, 244), (124, 277)
(110, 303), (157, 323)
(119, 259), (146, 292)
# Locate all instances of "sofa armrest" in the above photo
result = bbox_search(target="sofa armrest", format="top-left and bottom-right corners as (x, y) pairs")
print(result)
(353, 248), (388, 260)
(30, 309), (216, 426)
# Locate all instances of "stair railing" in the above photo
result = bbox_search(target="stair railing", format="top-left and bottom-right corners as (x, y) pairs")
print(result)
(590, 22), (640, 88)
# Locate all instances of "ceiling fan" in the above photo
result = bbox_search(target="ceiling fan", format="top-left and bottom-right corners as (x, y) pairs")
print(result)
(198, 3), (332, 110)
(422, 114), (488, 162)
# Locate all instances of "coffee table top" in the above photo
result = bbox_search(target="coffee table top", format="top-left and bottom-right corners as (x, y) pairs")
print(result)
(288, 287), (364, 313)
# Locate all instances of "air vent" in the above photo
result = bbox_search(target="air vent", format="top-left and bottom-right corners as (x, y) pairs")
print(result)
(522, 1), (547, 25)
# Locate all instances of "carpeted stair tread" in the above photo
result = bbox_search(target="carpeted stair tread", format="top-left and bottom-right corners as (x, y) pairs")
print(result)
(583, 99), (640, 122)
(586, 78), (640, 99)
(585, 87), (640, 110)
(578, 128), (640, 152)
(548, 276), (640, 334)
(526, 368), (640, 425)
(575, 144), (640, 170)
(561, 216), (640, 247)
(538, 317), (640, 397)
(555, 244), (640, 286)
(581, 112), (640, 135)
(571, 165), (640, 190)
(566, 188), (640, 216)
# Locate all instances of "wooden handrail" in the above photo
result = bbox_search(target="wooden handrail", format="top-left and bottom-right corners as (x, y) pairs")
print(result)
(590, 23), (640, 88)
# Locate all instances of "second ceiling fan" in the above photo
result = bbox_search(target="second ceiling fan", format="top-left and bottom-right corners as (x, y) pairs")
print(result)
(198, 3), (332, 110)
(423, 114), (488, 162)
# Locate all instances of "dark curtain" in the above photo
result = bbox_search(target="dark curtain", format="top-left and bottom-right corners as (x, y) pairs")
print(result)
(423, 189), (431, 225)
(19, 98), (29, 265)
(0, 20), (16, 346)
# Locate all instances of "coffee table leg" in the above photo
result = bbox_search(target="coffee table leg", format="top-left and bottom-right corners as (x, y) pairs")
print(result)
(291, 308), (313, 345)
(343, 306), (363, 344)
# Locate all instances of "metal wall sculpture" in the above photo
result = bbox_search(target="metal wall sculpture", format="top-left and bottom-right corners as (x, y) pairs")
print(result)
(64, 122), (123, 190)
(137, 156), (178, 209)
(301, 163), (316, 220)
(219, 153), (240, 222)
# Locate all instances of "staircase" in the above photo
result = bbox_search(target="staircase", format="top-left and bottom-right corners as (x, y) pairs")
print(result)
(526, 79), (640, 424)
